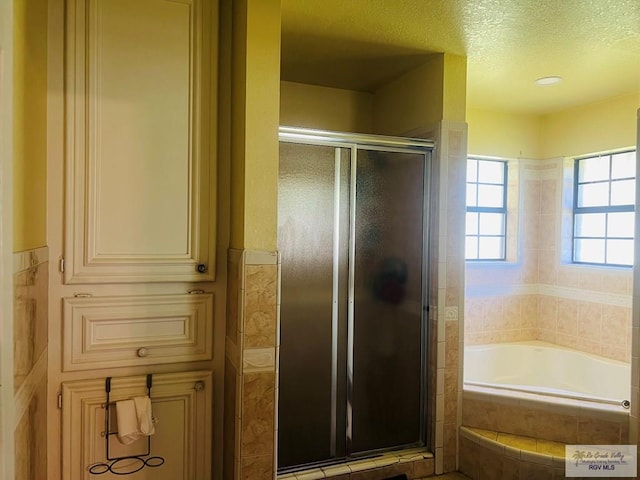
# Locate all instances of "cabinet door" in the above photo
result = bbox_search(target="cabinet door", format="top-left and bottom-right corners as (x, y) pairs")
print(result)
(62, 371), (212, 479)
(62, 293), (214, 371)
(64, 0), (216, 283)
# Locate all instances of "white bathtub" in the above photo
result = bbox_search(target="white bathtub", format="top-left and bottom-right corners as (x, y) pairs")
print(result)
(464, 341), (630, 406)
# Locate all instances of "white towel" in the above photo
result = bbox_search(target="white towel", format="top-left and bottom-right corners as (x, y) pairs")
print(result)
(116, 399), (141, 445)
(115, 396), (155, 445)
(133, 396), (155, 436)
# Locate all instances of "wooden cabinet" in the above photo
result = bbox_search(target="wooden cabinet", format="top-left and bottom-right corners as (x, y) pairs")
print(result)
(61, 371), (212, 480)
(64, 0), (216, 284)
(62, 293), (214, 371)
(52, 0), (220, 478)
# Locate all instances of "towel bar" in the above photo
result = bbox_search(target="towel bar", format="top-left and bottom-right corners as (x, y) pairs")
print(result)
(88, 374), (165, 476)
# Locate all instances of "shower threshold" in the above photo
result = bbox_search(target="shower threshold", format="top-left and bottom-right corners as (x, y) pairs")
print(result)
(277, 447), (434, 480)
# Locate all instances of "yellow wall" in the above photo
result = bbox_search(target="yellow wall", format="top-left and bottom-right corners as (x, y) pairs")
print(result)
(280, 81), (373, 133)
(13, 0), (48, 252)
(540, 91), (639, 158)
(466, 108), (543, 159)
(373, 54), (444, 136)
(280, 54), (467, 138)
(442, 53), (467, 123)
(468, 91), (639, 160)
(227, 0), (281, 251)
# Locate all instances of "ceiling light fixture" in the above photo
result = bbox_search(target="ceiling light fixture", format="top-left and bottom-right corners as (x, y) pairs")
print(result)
(535, 76), (563, 86)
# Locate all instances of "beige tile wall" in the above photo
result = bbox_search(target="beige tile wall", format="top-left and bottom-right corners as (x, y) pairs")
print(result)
(462, 396), (628, 446)
(434, 120), (468, 473)
(465, 160), (633, 363)
(278, 451), (435, 480)
(458, 427), (566, 480)
(13, 247), (48, 480)
(224, 249), (280, 480)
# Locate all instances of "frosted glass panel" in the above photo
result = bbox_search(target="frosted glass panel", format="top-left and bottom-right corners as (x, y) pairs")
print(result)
(478, 237), (504, 259)
(578, 183), (609, 207)
(466, 212), (479, 235)
(574, 213), (606, 237)
(351, 149), (424, 453)
(467, 158), (478, 182)
(277, 137), (430, 470)
(477, 184), (504, 207)
(610, 179), (635, 205)
(578, 157), (609, 182)
(608, 212), (635, 237)
(466, 236), (479, 259)
(574, 238), (605, 263)
(466, 184), (477, 207)
(479, 212), (504, 235)
(611, 151), (636, 179)
(478, 160), (504, 184)
(278, 142), (350, 468)
(607, 239), (634, 265)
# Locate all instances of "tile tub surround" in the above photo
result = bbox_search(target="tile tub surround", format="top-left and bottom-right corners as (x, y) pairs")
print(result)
(465, 158), (633, 364)
(458, 426), (568, 480)
(462, 390), (629, 446)
(464, 290), (632, 364)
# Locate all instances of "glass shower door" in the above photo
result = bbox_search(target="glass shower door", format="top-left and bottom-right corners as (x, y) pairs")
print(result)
(277, 142), (351, 468)
(350, 149), (426, 453)
(277, 132), (431, 472)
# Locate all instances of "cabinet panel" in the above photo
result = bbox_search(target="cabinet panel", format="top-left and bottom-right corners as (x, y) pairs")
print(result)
(62, 371), (212, 479)
(63, 294), (213, 371)
(64, 0), (216, 283)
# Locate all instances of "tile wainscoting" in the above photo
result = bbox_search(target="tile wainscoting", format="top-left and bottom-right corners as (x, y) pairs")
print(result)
(13, 246), (48, 479)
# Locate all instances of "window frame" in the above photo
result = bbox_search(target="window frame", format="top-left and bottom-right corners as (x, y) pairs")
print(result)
(572, 150), (636, 267)
(465, 157), (509, 261)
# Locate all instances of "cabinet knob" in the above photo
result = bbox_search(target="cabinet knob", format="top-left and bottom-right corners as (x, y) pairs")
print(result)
(196, 264), (207, 273)
(137, 347), (149, 358)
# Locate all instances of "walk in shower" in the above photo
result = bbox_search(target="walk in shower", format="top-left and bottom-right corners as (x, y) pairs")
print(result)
(277, 127), (433, 472)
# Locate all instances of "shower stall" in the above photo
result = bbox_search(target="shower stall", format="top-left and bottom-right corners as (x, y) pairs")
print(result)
(277, 127), (434, 472)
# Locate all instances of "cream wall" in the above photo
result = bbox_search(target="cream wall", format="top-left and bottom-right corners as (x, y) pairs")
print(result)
(13, 0), (48, 252)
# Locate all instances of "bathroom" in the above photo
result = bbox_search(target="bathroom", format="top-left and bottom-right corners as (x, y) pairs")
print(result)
(2, 1), (640, 480)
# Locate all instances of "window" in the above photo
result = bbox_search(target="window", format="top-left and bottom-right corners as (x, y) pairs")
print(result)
(466, 158), (508, 260)
(573, 150), (636, 266)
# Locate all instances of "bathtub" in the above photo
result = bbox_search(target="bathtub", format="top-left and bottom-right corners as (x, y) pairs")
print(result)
(464, 341), (630, 406)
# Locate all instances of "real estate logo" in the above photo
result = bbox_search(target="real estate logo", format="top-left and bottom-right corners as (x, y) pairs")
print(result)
(565, 445), (637, 477)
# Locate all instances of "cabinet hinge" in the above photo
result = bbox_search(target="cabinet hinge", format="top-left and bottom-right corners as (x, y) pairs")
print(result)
(59, 257), (65, 273)
(57, 393), (63, 410)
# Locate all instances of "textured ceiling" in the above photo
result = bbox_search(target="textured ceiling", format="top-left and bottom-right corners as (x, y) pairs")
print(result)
(280, 0), (640, 114)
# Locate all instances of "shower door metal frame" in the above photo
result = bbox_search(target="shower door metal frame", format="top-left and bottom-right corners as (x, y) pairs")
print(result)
(278, 126), (434, 468)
